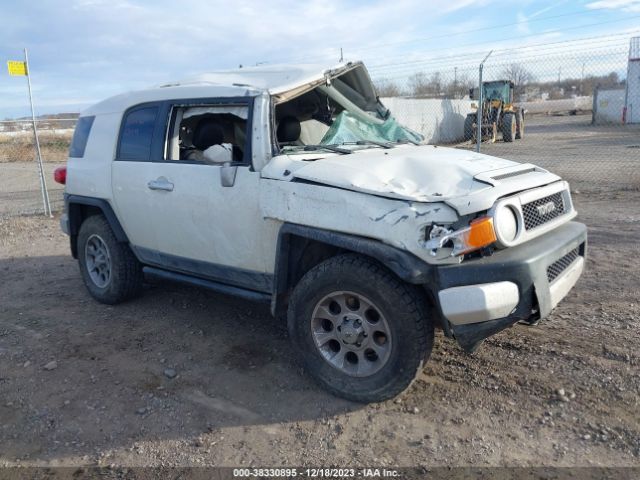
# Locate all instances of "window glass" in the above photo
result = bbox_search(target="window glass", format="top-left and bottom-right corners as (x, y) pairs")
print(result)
(68, 116), (95, 158)
(118, 107), (158, 160)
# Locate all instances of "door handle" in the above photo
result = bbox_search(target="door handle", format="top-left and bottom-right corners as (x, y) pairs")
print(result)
(147, 177), (174, 192)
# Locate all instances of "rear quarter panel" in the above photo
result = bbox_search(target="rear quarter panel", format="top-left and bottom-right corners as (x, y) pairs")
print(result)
(65, 112), (121, 202)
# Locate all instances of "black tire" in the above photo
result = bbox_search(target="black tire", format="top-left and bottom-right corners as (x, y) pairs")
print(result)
(463, 115), (475, 142)
(516, 110), (524, 139)
(502, 113), (516, 142)
(77, 215), (143, 304)
(287, 253), (434, 403)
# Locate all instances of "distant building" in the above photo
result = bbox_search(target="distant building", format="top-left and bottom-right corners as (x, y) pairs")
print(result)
(625, 36), (640, 124)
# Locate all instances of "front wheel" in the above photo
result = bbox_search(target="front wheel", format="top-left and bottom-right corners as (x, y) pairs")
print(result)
(287, 254), (434, 403)
(77, 215), (143, 304)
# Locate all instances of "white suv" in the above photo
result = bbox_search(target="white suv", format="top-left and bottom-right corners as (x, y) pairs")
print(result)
(56, 61), (587, 402)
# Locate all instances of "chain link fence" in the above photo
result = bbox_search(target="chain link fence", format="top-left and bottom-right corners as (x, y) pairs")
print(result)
(2, 34), (639, 218)
(370, 34), (640, 195)
(0, 118), (75, 216)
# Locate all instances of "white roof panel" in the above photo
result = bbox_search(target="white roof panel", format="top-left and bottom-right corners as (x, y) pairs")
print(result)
(83, 61), (365, 116)
(173, 61), (362, 94)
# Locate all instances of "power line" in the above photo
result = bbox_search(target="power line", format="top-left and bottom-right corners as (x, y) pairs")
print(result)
(366, 17), (640, 71)
(343, 8), (614, 54)
(373, 41), (631, 77)
(375, 45), (631, 82)
(264, 7), (631, 66)
(368, 27), (640, 71)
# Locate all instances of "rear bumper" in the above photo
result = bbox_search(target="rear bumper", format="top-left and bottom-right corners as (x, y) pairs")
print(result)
(432, 221), (587, 351)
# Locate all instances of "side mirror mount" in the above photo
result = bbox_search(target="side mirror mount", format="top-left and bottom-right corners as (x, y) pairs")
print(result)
(200, 144), (237, 187)
(220, 162), (238, 187)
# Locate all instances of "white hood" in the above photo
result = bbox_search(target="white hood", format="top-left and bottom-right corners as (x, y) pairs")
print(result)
(262, 145), (561, 215)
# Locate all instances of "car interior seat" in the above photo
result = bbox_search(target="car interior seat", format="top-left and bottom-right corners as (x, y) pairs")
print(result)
(192, 121), (225, 151)
(277, 116), (302, 145)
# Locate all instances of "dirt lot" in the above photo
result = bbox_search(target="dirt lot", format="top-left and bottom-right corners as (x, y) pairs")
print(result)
(0, 188), (638, 468)
(1, 113), (639, 470)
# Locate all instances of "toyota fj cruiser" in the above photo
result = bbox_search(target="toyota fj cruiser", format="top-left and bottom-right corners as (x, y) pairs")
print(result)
(56, 61), (587, 402)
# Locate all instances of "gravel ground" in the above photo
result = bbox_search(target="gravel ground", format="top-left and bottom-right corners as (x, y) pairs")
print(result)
(0, 189), (638, 469)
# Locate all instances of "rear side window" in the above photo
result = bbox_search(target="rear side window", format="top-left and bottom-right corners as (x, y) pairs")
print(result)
(118, 106), (158, 161)
(68, 116), (95, 158)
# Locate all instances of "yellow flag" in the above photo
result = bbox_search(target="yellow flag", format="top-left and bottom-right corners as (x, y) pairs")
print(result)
(7, 60), (27, 76)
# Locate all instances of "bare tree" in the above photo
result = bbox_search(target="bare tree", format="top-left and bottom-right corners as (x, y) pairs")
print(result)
(408, 71), (444, 98)
(446, 73), (474, 99)
(502, 63), (534, 93)
(374, 79), (402, 97)
(408, 72), (429, 97)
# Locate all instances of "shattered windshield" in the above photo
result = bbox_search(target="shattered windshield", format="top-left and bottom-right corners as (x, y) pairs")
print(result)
(319, 111), (422, 146)
(279, 110), (422, 154)
(276, 65), (423, 154)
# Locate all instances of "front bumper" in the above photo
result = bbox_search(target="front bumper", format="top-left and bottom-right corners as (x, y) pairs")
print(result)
(432, 221), (587, 351)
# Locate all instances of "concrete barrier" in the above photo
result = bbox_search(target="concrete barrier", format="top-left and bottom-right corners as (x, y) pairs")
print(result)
(382, 97), (474, 144)
(519, 96), (592, 115)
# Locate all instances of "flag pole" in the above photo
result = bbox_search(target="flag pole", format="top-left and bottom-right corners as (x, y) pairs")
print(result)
(24, 48), (52, 217)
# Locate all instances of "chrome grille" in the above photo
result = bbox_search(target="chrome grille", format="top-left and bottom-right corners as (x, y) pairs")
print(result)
(547, 248), (579, 283)
(522, 192), (565, 230)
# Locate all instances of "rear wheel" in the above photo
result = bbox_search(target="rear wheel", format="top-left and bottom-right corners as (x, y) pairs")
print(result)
(287, 254), (434, 403)
(463, 115), (475, 142)
(77, 215), (143, 304)
(516, 110), (524, 139)
(502, 113), (516, 142)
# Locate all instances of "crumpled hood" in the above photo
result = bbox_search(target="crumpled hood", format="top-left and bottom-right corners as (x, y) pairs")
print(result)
(262, 145), (561, 215)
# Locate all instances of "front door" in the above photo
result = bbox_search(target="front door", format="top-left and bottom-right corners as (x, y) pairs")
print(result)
(144, 98), (271, 292)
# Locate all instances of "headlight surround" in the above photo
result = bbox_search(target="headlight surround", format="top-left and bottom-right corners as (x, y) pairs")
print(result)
(494, 204), (519, 245)
(425, 216), (497, 257)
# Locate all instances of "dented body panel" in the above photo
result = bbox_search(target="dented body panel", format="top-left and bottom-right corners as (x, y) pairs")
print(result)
(261, 145), (561, 215)
(259, 177), (459, 267)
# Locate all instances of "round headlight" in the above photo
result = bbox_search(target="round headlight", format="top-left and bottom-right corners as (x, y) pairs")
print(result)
(495, 205), (518, 244)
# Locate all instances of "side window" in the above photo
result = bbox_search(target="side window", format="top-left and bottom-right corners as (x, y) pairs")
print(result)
(118, 106), (158, 161)
(165, 104), (249, 164)
(68, 116), (95, 158)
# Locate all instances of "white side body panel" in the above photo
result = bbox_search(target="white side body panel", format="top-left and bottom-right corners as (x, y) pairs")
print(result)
(65, 113), (120, 200)
(149, 164), (265, 272)
(111, 160), (159, 251)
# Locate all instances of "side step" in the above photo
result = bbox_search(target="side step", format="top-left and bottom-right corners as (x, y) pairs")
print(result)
(143, 266), (272, 303)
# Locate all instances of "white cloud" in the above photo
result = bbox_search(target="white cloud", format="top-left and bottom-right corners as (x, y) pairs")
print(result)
(586, 0), (640, 11)
(0, 0), (638, 117)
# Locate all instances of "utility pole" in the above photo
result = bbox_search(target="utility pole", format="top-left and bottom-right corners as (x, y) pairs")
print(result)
(23, 48), (51, 217)
(454, 67), (458, 97)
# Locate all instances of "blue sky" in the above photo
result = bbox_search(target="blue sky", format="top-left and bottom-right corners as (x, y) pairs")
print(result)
(1, 0), (640, 118)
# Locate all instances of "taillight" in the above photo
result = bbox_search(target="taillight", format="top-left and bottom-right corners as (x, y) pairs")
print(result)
(53, 166), (66, 185)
